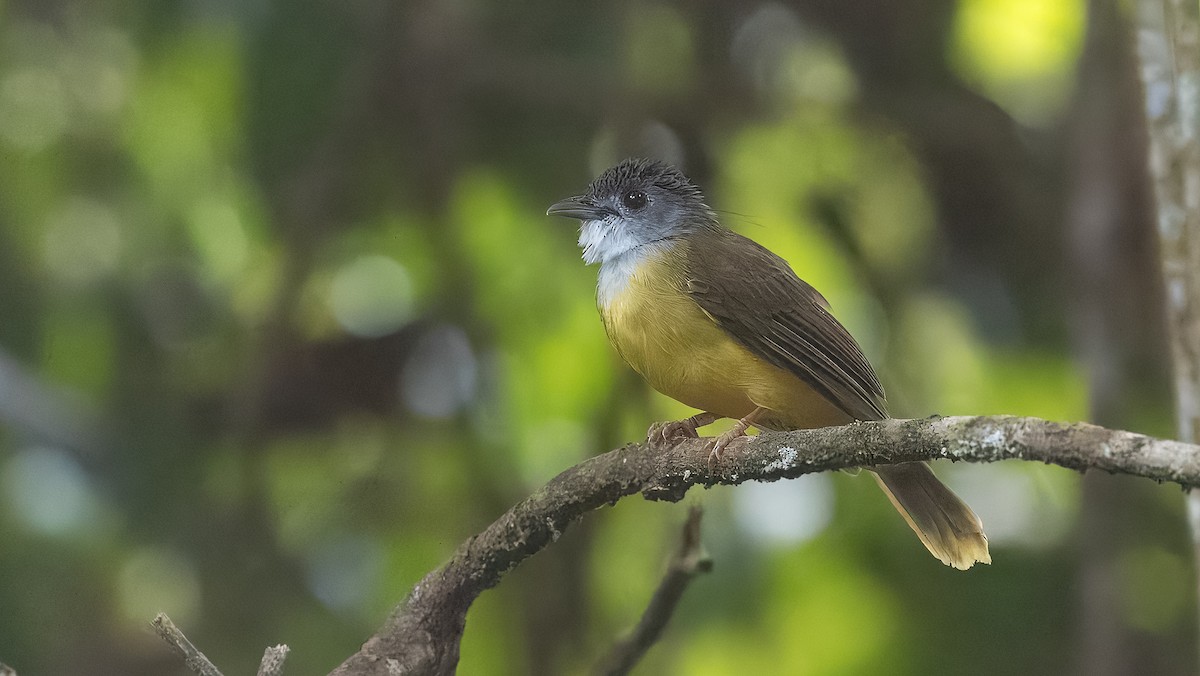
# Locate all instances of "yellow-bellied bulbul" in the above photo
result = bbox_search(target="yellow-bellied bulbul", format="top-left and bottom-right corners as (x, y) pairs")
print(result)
(548, 158), (990, 570)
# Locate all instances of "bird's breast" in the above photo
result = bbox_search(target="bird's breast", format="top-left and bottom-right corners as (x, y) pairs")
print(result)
(598, 244), (762, 418)
(597, 241), (851, 429)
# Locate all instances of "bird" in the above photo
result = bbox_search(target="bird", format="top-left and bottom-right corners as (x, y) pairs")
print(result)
(547, 157), (990, 570)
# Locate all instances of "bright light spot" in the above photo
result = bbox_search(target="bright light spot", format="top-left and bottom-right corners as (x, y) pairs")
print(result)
(328, 255), (414, 338)
(401, 325), (477, 419)
(731, 2), (802, 82)
(64, 27), (136, 115)
(733, 473), (834, 546)
(520, 419), (593, 488)
(0, 67), (70, 150)
(118, 547), (202, 625)
(43, 197), (122, 286)
(304, 534), (384, 613)
(951, 0), (1084, 123)
(944, 464), (1070, 547)
(731, 3), (856, 105)
(638, 121), (685, 167)
(589, 120), (685, 176)
(954, 0), (1082, 77)
(187, 195), (249, 282)
(2, 446), (98, 535)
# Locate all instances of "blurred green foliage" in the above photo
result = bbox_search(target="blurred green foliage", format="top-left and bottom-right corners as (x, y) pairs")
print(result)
(0, 1), (1192, 675)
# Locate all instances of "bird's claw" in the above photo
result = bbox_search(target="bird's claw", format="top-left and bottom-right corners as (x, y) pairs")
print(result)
(648, 419), (702, 443)
(706, 428), (748, 473)
(704, 407), (766, 472)
(705, 441), (723, 473)
(647, 412), (718, 445)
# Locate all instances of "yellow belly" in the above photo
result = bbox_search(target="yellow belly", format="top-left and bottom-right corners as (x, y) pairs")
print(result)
(600, 246), (850, 430)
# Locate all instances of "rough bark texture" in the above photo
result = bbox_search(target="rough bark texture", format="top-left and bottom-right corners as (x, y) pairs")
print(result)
(1138, 0), (1200, 450)
(1136, 0), (1200, 658)
(256, 646), (290, 676)
(329, 415), (1200, 676)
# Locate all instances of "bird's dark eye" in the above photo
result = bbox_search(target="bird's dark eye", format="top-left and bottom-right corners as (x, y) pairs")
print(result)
(622, 190), (647, 210)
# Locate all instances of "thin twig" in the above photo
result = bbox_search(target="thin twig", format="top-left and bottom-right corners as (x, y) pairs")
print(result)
(257, 645), (290, 676)
(151, 613), (224, 676)
(593, 506), (711, 676)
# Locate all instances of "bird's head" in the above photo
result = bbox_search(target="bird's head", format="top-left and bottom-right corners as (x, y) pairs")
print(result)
(547, 158), (717, 265)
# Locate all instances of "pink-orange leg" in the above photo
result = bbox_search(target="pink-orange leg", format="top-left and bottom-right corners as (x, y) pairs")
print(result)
(708, 406), (768, 467)
(647, 412), (720, 444)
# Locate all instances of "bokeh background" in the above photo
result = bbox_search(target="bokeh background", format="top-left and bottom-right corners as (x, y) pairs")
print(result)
(0, 0), (1193, 674)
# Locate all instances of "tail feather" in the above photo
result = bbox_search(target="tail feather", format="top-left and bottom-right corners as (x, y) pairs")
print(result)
(874, 463), (990, 570)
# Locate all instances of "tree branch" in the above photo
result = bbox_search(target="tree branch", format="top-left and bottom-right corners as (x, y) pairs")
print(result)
(257, 645), (290, 676)
(151, 613), (223, 676)
(592, 506), (712, 676)
(329, 415), (1200, 676)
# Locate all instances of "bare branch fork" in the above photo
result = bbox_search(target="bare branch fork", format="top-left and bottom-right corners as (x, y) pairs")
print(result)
(319, 414), (1200, 676)
(153, 612), (289, 676)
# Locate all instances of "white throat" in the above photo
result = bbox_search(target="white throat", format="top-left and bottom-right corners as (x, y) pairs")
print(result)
(578, 217), (641, 265)
(578, 217), (675, 308)
(595, 241), (671, 309)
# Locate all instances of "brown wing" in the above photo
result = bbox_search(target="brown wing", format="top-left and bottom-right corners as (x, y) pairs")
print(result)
(685, 229), (888, 421)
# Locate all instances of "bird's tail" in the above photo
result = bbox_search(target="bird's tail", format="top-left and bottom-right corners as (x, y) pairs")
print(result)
(873, 462), (991, 570)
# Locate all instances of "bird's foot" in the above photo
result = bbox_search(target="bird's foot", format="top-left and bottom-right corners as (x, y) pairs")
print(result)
(647, 412), (720, 445)
(706, 427), (749, 470)
(706, 407), (767, 472)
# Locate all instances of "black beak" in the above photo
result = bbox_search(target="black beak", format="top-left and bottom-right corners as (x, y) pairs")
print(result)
(546, 196), (612, 220)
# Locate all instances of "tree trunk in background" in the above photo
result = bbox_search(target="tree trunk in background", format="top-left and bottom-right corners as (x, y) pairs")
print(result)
(1136, 0), (1200, 665)
(1068, 2), (1164, 675)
